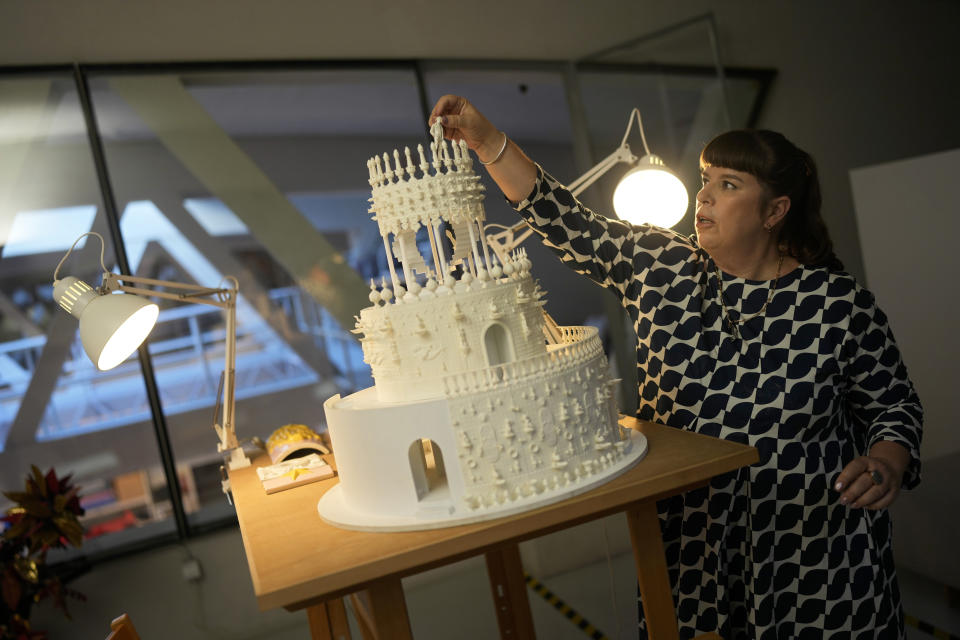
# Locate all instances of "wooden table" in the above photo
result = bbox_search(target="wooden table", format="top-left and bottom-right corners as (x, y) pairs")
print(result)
(230, 417), (758, 640)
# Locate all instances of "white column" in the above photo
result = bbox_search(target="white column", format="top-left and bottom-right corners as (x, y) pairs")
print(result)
(477, 218), (493, 274)
(397, 231), (416, 288)
(426, 218), (443, 279)
(467, 221), (483, 275)
(382, 232), (401, 294)
(433, 221), (449, 277)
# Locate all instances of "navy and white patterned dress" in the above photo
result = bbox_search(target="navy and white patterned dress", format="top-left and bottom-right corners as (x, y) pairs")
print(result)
(514, 167), (923, 639)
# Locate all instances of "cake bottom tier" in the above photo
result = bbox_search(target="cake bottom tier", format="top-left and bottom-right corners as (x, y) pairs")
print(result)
(318, 429), (646, 531)
(319, 386), (647, 532)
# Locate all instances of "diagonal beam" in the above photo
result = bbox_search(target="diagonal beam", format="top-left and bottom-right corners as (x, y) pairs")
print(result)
(108, 76), (369, 331)
(2, 78), (91, 452)
(0, 289), (41, 337)
(0, 78), (53, 256)
(151, 193), (338, 381)
(6, 214), (114, 450)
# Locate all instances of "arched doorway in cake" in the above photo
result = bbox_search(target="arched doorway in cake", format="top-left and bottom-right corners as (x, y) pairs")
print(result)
(408, 438), (450, 502)
(483, 322), (515, 367)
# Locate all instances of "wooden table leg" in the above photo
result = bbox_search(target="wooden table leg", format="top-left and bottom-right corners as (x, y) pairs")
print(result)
(485, 543), (537, 640)
(349, 593), (377, 640)
(363, 576), (414, 640)
(306, 599), (352, 640)
(626, 500), (679, 640)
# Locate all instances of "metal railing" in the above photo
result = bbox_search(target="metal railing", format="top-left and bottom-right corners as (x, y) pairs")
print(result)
(0, 289), (368, 449)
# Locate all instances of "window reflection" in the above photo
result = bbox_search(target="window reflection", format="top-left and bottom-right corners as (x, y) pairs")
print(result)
(0, 75), (169, 551)
(1, 62), (772, 553)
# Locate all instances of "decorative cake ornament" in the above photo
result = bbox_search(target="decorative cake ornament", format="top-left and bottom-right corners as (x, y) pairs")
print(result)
(318, 122), (647, 531)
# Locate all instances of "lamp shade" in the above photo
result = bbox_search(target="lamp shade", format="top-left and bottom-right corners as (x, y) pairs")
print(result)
(54, 276), (159, 370)
(80, 294), (159, 370)
(612, 154), (689, 228)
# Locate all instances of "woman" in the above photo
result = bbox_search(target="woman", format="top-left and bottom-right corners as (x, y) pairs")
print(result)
(430, 95), (923, 639)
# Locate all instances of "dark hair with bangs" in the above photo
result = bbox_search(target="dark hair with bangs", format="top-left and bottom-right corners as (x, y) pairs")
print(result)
(700, 129), (843, 271)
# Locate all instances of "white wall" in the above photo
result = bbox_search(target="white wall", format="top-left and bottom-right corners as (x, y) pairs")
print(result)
(850, 148), (960, 588)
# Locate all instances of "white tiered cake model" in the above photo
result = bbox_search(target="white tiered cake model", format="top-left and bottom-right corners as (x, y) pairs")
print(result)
(318, 126), (647, 531)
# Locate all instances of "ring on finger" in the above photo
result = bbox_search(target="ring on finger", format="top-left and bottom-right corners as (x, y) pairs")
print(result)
(870, 470), (883, 486)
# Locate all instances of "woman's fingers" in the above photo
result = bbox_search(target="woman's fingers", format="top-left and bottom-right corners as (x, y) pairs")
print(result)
(863, 485), (898, 510)
(834, 456), (900, 510)
(844, 473), (884, 508)
(429, 94), (465, 124)
(834, 456), (868, 493)
(428, 95), (500, 151)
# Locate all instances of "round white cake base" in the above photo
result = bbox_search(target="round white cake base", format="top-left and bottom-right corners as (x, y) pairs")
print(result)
(317, 430), (648, 532)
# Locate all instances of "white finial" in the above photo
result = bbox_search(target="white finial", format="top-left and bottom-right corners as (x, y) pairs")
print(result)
(393, 149), (403, 179)
(417, 143), (429, 176)
(451, 138), (461, 164)
(441, 139), (453, 171)
(379, 276), (394, 303)
(490, 253), (503, 279)
(382, 153), (394, 182)
(374, 155), (384, 185)
(404, 147), (415, 178)
(368, 278), (381, 305)
(407, 279), (422, 298)
(459, 139), (472, 168)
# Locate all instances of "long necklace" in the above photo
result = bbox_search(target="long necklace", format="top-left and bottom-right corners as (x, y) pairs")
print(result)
(715, 253), (784, 339)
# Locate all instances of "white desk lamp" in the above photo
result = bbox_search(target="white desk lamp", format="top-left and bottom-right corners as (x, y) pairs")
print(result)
(486, 108), (688, 265)
(52, 231), (251, 472)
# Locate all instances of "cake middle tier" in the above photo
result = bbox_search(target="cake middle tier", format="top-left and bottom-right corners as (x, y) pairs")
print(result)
(355, 272), (549, 403)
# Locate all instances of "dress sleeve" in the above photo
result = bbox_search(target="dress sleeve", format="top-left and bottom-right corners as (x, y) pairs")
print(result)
(843, 287), (924, 489)
(513, 165), (697, 300)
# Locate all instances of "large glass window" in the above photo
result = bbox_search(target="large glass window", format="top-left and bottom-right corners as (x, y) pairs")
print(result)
(86, 67), (427, 528)
(1, 60), (773, 558)
(0, 74), (175, 554)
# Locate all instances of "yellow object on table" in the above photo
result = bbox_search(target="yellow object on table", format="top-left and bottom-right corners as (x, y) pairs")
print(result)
(266, 424), (330, 464)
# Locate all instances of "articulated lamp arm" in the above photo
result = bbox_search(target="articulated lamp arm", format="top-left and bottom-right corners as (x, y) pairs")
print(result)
(484, 106), (684, 260)
(484, 140), (637, 265)
(52, 231), (249, 473)
(100, 272), (248, 470)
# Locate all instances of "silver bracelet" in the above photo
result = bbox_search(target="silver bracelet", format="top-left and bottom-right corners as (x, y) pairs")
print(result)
(480, 132), (508, 166)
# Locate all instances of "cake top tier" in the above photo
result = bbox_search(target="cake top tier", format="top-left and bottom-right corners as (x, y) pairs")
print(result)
(367, 122), (486, 236)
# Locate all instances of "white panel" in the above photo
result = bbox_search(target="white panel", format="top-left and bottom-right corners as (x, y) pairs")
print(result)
(850, 148), (960, 461)
(851, 149), (960, 589)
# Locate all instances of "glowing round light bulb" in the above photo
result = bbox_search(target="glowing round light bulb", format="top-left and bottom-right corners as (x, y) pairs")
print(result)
(612, 155), (688, 228)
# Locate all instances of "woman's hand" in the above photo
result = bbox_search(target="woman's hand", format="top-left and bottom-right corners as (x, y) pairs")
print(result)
(429, 94), (537, 203)
(834, 441), (910, 510)
(429, 95), (503, 163)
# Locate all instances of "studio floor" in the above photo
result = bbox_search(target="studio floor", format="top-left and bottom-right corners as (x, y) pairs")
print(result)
(255, 547), (960, 639)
